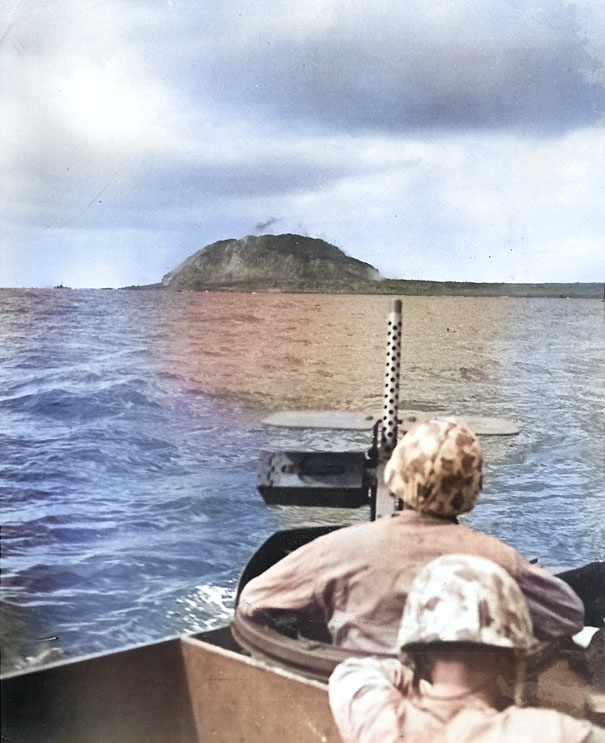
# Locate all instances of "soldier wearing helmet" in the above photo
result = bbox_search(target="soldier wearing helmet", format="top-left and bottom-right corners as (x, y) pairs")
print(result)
(329, 554), (604, 743)
(383, 416), (483, 517)
(237, 419), (583, 653)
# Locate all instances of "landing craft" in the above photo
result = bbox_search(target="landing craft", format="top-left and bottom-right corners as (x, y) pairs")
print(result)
(2, 300), (603, 742)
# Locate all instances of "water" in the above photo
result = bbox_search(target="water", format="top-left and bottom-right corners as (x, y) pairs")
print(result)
(1, 289), (603, 672)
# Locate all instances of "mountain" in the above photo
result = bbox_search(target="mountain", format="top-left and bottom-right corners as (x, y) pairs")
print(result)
(160, 234), (381, 292)
(152, 233), (602, 297)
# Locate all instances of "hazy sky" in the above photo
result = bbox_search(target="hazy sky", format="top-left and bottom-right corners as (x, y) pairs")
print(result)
(1, 0), (604, 288)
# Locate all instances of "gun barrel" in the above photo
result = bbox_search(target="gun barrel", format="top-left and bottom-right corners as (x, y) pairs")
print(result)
(380, 298), (402, 459)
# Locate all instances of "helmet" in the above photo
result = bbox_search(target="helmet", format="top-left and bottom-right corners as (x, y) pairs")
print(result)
(384, 417), (482, 516)
(397, 554), (535, 652)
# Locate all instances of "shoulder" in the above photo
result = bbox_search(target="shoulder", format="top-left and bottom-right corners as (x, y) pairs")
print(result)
(312, 518), (392, 550)
(329, 659), (412, 743)
(268, 520), (379, 567)
(454, 521), (520, 566)
(499, 705), (604, 743)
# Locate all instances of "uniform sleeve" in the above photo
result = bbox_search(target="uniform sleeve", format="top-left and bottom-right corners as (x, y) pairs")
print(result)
(328, 657), (410, 743)
(515, 555), (585, 640)
(237, 539), (323, 619)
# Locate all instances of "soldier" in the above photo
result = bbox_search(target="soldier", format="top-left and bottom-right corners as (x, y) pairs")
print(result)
(236, 418), (583, 652)
(328, 553), (604, 743)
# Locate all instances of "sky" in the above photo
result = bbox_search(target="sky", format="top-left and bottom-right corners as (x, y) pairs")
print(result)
(1, 0), (604, 288)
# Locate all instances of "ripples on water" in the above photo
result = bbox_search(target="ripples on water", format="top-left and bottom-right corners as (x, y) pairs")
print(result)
(0, 288), (603, 672)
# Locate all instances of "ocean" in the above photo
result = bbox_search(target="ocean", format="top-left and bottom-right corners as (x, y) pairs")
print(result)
(1, 288), (603, 673)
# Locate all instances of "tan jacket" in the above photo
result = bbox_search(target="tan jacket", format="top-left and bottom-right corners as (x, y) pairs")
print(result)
(329, 658), (604, 743)
(237, 511), (583, 653)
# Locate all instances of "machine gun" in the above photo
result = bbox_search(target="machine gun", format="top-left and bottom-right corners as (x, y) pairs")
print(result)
(256, 299), (403, 519)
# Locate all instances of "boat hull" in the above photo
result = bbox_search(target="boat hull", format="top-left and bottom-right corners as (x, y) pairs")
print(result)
(3, 625), (602, 742)
(1, 628), (340, 743)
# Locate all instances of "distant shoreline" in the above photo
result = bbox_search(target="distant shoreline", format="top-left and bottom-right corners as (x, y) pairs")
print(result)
(123, 280), (603, 299)
(1, 282), (601, 298)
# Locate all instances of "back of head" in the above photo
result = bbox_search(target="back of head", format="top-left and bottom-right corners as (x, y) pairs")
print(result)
(384, 417), (483, 516)
(397, 554), (535, 653)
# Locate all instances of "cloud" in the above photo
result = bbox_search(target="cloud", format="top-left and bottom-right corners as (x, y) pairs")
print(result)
(164, 0), (603, 134)
(0, 0), (603, 287)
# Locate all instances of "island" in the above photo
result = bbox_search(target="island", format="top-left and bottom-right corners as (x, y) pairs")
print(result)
(130, 234), (602, 298)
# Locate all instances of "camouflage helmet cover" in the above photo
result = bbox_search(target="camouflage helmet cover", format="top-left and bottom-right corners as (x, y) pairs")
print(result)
(384, 417), (483, 516)
(397, 554), (535, 652)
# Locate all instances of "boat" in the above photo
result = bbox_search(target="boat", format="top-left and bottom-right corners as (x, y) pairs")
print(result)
(2, 300), (603, 742)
